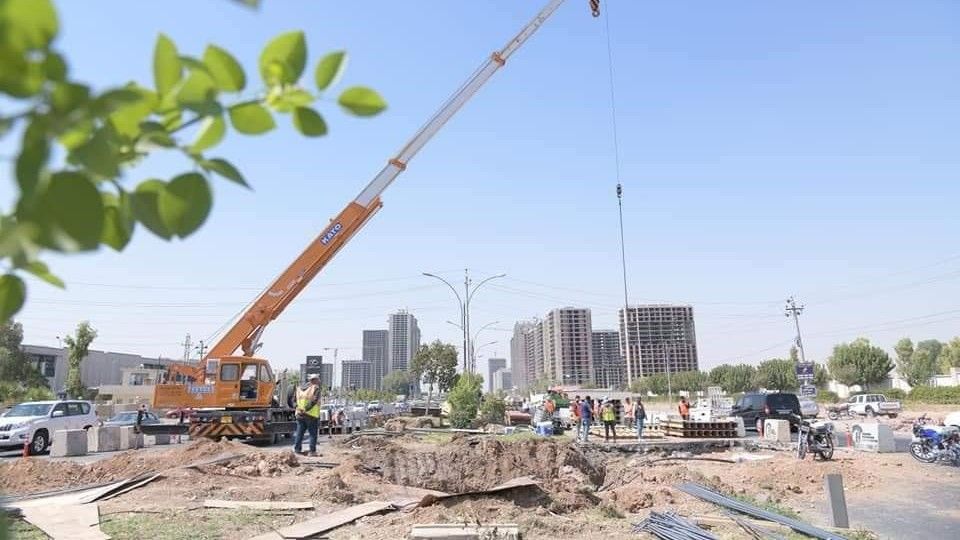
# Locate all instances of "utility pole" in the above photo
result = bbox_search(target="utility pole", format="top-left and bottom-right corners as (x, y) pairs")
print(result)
(463, 269), (472, 373)
(785, 297), (807, 364)
(180, 333), (193, 362)
(195, 340), (208, 362)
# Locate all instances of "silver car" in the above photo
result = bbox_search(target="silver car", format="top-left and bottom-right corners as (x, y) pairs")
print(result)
(799, 397), (819, 419)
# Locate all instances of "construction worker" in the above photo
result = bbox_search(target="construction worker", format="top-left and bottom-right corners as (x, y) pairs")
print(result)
(601, 400), (617, 442)
(678, 396), (690, 420)
(293, 374), (321, 456)
(634, 396), (648, 441)
(579, 395), (593, 443)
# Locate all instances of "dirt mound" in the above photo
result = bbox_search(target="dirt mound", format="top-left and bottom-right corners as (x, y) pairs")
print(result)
(352, 436), (604, 511)
(383, 417), (435, 431)
(0, 439), (249, 495)
(207, 449), (300, 477)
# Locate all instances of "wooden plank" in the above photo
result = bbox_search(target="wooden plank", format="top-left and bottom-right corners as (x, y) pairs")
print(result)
(410, 523), (521, 539)
(204, 500), (314, 511)
(269, 500), (394, 539)
(19, 503), (109, 540)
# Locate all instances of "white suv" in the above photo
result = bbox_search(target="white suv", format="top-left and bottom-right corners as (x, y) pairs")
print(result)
(0, 400), (98, 455)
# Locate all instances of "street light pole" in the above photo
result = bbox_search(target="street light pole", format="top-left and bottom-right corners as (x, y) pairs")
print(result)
(423, 272), (467, 372)
(466, 272), (506, 373)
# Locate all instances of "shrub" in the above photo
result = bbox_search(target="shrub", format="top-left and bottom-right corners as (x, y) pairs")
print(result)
(883, 388), (907, 400)
(479, 394), (507, 426)
(907, 386), (960, 404)
(815, 390), (840, 403)
(447, 373), (483, 428)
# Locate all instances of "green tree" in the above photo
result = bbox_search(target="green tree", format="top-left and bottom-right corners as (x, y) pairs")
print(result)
(447, 372), (483, 428)
(827, 338), (894, 390)
(898, 338), (941, 387)
(789, 345), (800, 362)
(479, 393), (507, 425)
(0, 320), (47, 388)
(939, 337), (960, 373)
(814, 363), (829, 389)
(63, 321), (97, 398)
(671, 370), (709, 393)
(410, 340), (458, 417)
(630, 373), (669, 395)
(710, 363), (756, 393)
(381, 370), (416, 397)
(753, 359), (798, 391)
(0, 0), (386, 322)
(709, 364), (732, 387)
(894, 338), (914, 367)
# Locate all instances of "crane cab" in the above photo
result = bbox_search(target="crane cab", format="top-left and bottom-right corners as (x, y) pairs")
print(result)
(154, 356), (276, 410)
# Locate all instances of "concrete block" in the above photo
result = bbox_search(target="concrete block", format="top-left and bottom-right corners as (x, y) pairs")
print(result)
(731, 416), (746, 438)
(852, 423), (896, 453)
(118, 426), (143, 450)
(50, 429), (88, 457)
(152, 434), (172, 445)
(763, 419), (791, 443)
(87, 426), (121, 453)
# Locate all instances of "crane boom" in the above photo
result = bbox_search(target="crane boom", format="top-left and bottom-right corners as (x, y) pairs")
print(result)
(207, 0), (572, 360)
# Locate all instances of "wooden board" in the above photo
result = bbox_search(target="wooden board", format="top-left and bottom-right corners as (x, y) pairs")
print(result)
(255, 500), (394, 539)
(204, 499), (314, 510)
(19, 503), (109, 540)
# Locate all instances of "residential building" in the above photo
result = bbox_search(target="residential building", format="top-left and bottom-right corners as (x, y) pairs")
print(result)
(388, 310), (420, 372)
(618, 305), (699, 380)
(362, 329), (389, 389)
(542, 308), (593, 385)
(22, 345), (180, 397)
(509, 320), (536, 390)
(492, 368), (513, 393)
(486, 358), (506, 393)
(341, 360), (373, 390)
(592, 330), (624, 389)
(531, 320), (544, 382)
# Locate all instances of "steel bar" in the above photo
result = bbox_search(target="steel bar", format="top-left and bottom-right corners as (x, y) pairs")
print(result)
(634, 511), (719, 540)
(676, 483), (847, 540)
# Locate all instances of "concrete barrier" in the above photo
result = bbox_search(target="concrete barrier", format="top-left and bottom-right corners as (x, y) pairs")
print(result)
(119, 426), (143, 450)
(763, 419), (791, 443)
(152, 434), (172, 445)
(50, 429), (88, 457)
(87, 425), (121, 452)
(852, 422), (896, 453)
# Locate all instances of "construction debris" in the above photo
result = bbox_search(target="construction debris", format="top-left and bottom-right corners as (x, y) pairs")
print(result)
(204, 499), (314, 510)
(634, 511), (719, 540)
(250, 500), (396, 540)
(676, 482), (848, 540)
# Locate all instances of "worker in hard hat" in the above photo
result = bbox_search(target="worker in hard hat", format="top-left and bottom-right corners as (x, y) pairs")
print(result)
(293, 374), (321, 456)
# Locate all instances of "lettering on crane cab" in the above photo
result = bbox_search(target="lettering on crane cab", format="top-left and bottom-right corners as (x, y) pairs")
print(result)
(320, 222), (343, 245)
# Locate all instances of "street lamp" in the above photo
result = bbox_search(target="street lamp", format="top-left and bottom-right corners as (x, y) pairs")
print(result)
(466, 272), (506, 373)
(423, 272), (467, 372)
(471, 320), (500, 367)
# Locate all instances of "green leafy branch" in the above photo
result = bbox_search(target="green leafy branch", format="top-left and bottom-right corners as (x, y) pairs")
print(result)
(0, 0), (386, 321)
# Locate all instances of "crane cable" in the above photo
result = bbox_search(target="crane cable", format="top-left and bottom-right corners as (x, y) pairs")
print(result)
(601, 1), (623, 184)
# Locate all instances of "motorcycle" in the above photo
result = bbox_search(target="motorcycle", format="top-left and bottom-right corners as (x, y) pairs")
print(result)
(910, 415), (960, 465)
(795, 414), (835, 461)
(826, 403), (854, 421)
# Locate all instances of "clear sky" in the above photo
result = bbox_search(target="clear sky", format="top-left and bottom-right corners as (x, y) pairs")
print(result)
(6, 1), (959, 384)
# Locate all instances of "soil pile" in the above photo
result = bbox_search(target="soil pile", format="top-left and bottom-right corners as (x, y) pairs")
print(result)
(0, 439), (248, 495)
(206, 449), (300, 477)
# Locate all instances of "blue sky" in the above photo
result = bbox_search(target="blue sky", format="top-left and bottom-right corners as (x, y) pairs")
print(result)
(6, 0), (959, 384)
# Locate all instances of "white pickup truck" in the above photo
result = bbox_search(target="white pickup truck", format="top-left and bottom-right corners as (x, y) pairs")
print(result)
(848, 394), (901, 418)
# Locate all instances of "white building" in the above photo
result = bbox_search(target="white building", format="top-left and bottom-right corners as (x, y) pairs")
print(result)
(388, 310), (420, 372)
(492, 368), (512, 393)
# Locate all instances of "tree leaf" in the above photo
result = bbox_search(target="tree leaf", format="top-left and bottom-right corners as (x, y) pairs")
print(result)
(15, 118), (49, 196)
(43, 51), (67, 81)
(51, 82), (90, 114)
(258, 31), (306, 86)
(292, 107), (327, 137)
(203, 45), (245, 92)
(22, 261), (64, 288)
(108, 85), (158, 139)
(338, 86), (387, 117)
(153, 33), (181, 96)
(0, 0), (58, 51)
(179, 55), (209, 74)
(158, 173), (213, 238)
(314, 51), (347, 91)
(131, 179), (171, 239)
(265, 87), (314, 113)
(58, 118), (93, 151)
(68, 126), (120, 178)
(0, 274), (26, 322)
(228, 102), (275, 134)
(175, 69), (218, 113)
(200, 157), (247, 187)
(190, 115), (226, 153)
(101, 191), (135, 251)
(42, 171), (104, 250)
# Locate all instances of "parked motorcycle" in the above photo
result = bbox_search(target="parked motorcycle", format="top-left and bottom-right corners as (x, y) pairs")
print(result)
(794, 414), (835, 461)
(910, 415), (960, 465)
(826, 403), (854, 421)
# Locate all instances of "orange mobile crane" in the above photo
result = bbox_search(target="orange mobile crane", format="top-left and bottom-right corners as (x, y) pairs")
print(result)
(150, 0), (600, 440)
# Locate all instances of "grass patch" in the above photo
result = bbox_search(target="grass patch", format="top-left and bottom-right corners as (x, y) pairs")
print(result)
(7, 519), (47, 540)
(420, 432), (454, 445)
(101, 509), (290, 540)
(593, 504), (625, 520)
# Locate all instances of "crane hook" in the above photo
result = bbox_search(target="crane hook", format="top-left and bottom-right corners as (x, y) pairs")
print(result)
(590, 0), (600, 18)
